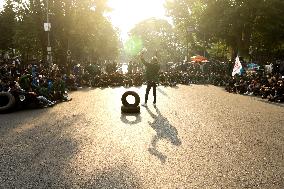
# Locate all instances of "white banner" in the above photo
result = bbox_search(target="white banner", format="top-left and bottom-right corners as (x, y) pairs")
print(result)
(232, 56), (243, 76)
(44, 23), (51, 31)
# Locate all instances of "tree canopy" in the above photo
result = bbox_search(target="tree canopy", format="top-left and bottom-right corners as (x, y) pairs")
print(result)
(165, 0), (284, 62)
(1, 0), (283, 64)
(0, 0), (120, 65)
(128, 18), (184, 64)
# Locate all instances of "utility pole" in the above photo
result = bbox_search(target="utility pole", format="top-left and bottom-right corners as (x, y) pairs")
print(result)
(186, 35), (189, 61)
(203, 33), (206, 58)
(46, 0), (52, 67)
(187, 27), (194, 61)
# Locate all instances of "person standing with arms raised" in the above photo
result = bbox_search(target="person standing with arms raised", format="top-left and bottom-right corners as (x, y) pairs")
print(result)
(140, 49), (160, 107)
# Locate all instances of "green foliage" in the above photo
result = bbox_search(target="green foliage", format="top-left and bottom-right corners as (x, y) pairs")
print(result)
(0, 0), (16, 52)
(124, 35), (143, 57)
(129, 18), (184, 64)
(0, 0), (120, 64)
(166, 0), (284, 61)
(2, 0), (283, 63)
(207, 41), (230, 61)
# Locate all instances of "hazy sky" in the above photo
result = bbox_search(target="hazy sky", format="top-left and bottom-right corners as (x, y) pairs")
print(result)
(107, 0), (168, 40)
(0, 0), (169, 41)
(0, 0), (3, 9)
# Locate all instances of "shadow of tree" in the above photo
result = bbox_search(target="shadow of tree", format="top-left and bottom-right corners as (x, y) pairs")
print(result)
(0, 108), (48, 135)
(146, 107), (181, 163)
(82, 165), (141, 189)
(256, 98), (284, 108)
(0, 111), (83, 188)
(219, 87), (284, 108)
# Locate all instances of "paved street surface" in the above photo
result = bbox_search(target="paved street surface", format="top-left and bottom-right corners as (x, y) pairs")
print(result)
(0, 85), (283, 188)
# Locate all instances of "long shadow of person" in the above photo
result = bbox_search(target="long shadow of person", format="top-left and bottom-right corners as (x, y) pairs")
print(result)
(146, 107), (181, 163)
(157, 88), (169, 97)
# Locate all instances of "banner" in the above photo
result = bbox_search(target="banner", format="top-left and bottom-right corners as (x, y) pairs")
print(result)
(44, 23), (51, 31)
(232, 56), (243, 76)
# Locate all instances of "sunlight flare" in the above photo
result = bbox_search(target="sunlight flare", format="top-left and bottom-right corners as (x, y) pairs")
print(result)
(124, 35), (143, 56)
(107, 0), (167, 40)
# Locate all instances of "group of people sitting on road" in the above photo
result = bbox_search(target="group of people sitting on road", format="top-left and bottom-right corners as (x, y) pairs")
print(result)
(0, 60), (70, 110)
(68, 60), (231, 88)
(225, 73), (284, 103)
(1, 60), (230, 109)
(1, 57), (283, 113)
(83, 60), (231, 87)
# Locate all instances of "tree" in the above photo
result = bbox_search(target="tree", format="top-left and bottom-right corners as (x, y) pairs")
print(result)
(166, 0), (284, 62)
(0, 0), (16, 53)
(128, 18), (184, 64)
(1, 0), (120, 65)
(13, 0), (45, 61)
(47, 0), (120, 64)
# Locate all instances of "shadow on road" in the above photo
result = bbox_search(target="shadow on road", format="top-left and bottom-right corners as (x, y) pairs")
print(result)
(157, 88), (168, 97)
(0, 108), (49, 135)
(146, 107), (181, 163)
(219, 87), (284, 108)
(82, 165), (141, 189)
(0, 110), (82, 188)
(256, 98), (284, 108)
(120, 113), (142, 125)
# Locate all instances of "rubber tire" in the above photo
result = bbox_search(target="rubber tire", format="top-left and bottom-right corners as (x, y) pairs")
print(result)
(121, 91), (140, 107)
(0, 92), (16, 113)
(121, 105), (140, 114)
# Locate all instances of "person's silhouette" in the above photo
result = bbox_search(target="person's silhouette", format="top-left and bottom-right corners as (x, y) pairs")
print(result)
(146, 107), (181, 163)
(140, 51), (160, 107)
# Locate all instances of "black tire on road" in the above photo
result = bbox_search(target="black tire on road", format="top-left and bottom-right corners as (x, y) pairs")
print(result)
(121, 91), (140, 107)
(0, 92), (16, 113)
(121, 105), (140, 114)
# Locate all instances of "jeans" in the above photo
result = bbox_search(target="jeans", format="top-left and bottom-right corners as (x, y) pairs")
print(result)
(145, 81), (157, 103)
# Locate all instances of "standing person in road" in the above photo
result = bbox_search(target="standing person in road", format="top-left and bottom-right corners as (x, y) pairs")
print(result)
(140, 50), (160, 107)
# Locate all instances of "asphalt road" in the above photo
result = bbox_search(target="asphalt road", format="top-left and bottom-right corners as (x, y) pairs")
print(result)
(0, 85), (283, 188)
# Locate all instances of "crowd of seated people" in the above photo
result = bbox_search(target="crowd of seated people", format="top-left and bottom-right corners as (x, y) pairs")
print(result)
(157, 61), (231, 87)
(1, 59), (232, 94)
(0, 60), (71, 109)
(225, 73), (284, 103)
(74, 60), (231, 88)
(2, 57), (283, 112)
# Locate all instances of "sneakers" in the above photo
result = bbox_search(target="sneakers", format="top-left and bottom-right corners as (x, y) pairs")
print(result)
(48, 101), (56, 107)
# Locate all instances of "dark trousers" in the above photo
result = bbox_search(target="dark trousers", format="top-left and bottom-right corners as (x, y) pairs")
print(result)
(145, 81), (157, 103)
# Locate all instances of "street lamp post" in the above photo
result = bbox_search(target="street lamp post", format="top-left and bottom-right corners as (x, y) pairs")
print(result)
(203, 33), (206, 58)
(186, 35), (189, 61)
(187, 27), (194, 61)
(45, 0), (52, 68)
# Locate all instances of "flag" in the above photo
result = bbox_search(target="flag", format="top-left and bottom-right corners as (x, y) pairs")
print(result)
(232, 56), (243, 76)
